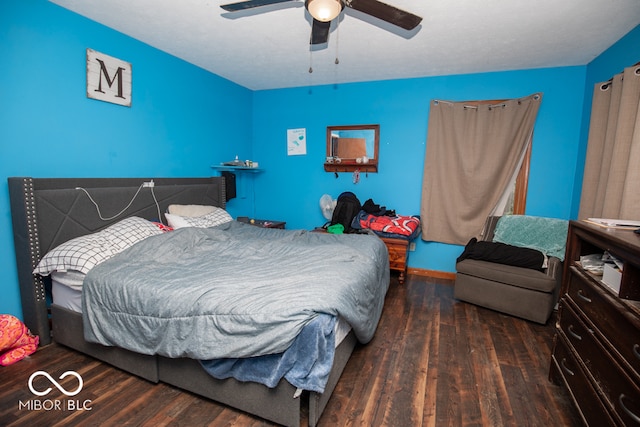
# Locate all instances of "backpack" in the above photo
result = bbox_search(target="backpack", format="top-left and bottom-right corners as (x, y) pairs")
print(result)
(330, 192), (361, 233)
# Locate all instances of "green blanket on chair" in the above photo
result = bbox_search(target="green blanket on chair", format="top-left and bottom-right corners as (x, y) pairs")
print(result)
(492, 215), (569, 261)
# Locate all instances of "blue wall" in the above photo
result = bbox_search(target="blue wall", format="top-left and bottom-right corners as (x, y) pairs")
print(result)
(251, 27), (640, 274)
(1, 0), (253, 318)
(2, 0), (639, 321)
(252, 67), (587, 272)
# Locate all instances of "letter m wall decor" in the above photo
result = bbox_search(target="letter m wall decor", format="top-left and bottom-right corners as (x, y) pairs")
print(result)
(86, 48), (132, 107)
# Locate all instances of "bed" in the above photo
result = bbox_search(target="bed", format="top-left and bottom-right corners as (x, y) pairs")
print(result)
(8, 177), (390, 427)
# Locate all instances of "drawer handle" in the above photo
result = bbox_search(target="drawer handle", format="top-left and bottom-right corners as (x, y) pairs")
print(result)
(567, 324), (582, 341)
(560, 358), (575, 377)
(619, 394), (640, 424)
(577, 289), (592, 303)
(634, 344), (640, 361)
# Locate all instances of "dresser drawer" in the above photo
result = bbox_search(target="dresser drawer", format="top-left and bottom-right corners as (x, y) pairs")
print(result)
(559, 300), (640, 424)
(551, 335), (616, 426)
(558, 301), (600, 364)
(567, 266), (640, 380)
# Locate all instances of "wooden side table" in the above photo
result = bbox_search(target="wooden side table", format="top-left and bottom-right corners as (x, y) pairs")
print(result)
(237, 217), (286, 229)
(380, 237), (410, 284)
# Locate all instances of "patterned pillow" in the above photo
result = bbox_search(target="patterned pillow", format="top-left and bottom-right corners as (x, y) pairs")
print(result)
(33, 217), (163, 275)
(165, 208), (232, 229)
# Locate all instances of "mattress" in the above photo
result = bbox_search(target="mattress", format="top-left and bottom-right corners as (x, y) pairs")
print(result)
(52, 271), (84, 312)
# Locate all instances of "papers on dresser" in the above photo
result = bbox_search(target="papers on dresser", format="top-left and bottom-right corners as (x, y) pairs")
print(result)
(584, 218), (640, 229)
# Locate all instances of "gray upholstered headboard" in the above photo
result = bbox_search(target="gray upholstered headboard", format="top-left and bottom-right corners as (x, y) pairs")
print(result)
(8, 177), (226, 345)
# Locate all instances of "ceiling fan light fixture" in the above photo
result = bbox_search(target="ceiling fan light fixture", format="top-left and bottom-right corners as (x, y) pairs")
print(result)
(305, 0), (344, 22)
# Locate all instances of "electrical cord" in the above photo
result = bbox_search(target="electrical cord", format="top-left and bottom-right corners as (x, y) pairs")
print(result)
(75, 183), (163, 223)
(150, 186), (162, 223)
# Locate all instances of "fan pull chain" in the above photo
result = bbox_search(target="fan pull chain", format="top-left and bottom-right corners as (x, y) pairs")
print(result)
(308, 50), (314, 92)
(332, 17), (340, 86)
(335, 18), (340, 65)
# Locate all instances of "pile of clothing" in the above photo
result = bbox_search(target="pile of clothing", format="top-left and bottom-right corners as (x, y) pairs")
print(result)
(351, 198), (421, 240)
(0, 314), (39, 366)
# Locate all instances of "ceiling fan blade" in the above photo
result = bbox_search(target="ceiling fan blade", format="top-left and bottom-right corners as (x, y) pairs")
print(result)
(310, 19), (330, 45)
(220, 0), (296, 12)
(346, 0), (422, 30)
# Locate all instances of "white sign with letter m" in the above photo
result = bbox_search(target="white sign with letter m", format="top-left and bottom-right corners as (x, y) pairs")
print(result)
(86, 48), (132, 107)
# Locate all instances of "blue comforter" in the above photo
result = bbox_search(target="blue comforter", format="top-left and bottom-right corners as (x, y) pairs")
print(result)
(200, 313), (336, 393)
(82, 221), (389, 375)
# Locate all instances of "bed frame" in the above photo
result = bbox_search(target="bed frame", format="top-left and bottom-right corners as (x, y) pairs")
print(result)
(8, 177), (357, 427)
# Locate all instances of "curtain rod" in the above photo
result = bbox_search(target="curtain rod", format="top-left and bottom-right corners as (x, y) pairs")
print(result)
(434, 93), (541, 109)
(600, 62), (640, 90)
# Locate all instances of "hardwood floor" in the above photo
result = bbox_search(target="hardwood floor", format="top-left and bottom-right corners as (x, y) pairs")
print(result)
(0, 274), (581, 426)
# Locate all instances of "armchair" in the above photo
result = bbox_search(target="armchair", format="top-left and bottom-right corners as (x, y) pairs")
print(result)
(454, 215), (568, 324)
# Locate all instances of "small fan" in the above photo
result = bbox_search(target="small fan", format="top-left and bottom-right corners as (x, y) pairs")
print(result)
(220, 0), (422, 45)
(319, 194), (337, 220)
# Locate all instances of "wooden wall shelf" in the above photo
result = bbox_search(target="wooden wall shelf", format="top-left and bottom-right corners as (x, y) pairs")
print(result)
(324, 161), (378, 173)
(211, 165), (263, 173)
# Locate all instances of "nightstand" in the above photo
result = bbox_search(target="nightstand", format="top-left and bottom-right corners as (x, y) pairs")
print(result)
(237, 217), (286, 229)
(380, 237), (410, 284)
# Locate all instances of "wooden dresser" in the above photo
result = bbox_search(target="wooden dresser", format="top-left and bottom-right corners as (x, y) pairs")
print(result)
(380, 237), (410, 284)
(549, 220), (640, 426)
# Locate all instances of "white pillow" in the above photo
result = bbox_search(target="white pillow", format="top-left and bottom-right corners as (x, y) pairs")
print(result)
(33, 217), (163, 276)
(167, 204), (217, 217)
(165, 208), (232, 229)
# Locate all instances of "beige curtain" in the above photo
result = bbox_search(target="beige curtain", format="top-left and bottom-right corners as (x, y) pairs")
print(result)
(420, 93), (542, 245)
(578, 64), (640, 220)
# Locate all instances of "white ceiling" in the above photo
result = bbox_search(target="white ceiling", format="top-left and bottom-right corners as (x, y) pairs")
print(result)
(50, 0), (640, 91)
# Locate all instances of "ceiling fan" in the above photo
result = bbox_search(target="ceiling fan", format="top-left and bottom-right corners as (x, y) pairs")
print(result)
(220, 0), (422, 45)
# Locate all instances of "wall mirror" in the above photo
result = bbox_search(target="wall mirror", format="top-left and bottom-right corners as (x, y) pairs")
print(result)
(324, 124), (379, 173)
